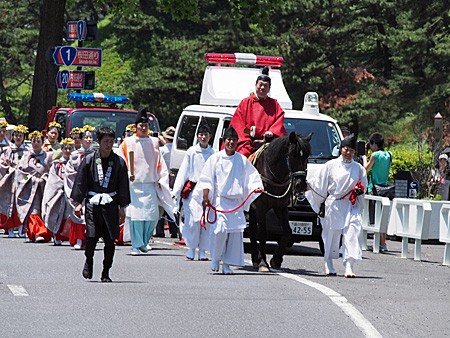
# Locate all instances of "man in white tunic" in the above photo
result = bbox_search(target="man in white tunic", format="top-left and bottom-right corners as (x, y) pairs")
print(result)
(118, 107), (176, 255)
(173, 117), (215, 260)
(305, 134), (367, 278)
(193, 126), (263, 274)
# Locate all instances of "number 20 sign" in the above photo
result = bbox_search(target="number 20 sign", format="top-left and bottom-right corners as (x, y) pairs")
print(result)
(52, 46), (102, 67)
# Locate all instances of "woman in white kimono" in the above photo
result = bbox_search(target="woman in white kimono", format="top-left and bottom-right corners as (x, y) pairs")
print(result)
(305, 134), (367, 278)
(64, 125), (95, 249)
(173, 117), (215, 261)
(42, 138), (74, 245)
(193, 126), (263, 275)
(16, 131), (53, 242)
(0, 125), (28, 237)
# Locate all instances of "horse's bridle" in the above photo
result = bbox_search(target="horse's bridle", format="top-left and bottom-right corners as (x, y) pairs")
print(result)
(261, 154), (308, 201)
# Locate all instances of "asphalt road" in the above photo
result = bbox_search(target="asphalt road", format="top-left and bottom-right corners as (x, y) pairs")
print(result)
(0, 233), (448, 338)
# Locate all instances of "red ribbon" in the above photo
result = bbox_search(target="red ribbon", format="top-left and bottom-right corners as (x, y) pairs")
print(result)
(349, 181), (365, 205)
(199, 188), (264, 229)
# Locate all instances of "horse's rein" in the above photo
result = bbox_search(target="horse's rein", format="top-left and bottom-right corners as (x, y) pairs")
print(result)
(200, 188), (264, 228)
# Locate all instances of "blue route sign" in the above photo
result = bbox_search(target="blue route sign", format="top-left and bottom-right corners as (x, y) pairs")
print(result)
(56, 70), (86, 90)
(52, 46), (102, 67)
(66, 20), (87, 41)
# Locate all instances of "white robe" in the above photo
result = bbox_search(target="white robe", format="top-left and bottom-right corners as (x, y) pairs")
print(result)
(192, 150), (263, 266)
(305, 156), (367, 263)
(119, 135), (176, 221)
(173, 143), (215, 249)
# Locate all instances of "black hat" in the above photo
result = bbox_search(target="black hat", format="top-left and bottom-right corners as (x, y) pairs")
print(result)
(198, 117), (211, 134)
(223, 126), (238, 140)
(256, 66), (271, 85)
(135, 107), (149, 124)
(341, 134), (356, 150)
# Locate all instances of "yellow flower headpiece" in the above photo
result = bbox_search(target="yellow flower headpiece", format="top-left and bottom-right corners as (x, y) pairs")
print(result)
(28, 130), (43, 140)
(126, 124), (136, 133)
(61, 138), (75, 146)
(0, 121), (8, 129)
(70, 127), (82, 135)
(49, 122), (62, 129)
(83, 125), (96, 132)
(14, 125), (28, 134)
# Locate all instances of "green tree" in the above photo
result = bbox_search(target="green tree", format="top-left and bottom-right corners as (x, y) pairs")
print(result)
(0, 1), (40, 124)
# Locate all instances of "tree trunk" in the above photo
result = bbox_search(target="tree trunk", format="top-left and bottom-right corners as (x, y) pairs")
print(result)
(28, 0), (66, 131)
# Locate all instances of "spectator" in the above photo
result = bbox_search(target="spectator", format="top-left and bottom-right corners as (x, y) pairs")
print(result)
(363, 132), (392, 252)
(435, 154), (450, 200)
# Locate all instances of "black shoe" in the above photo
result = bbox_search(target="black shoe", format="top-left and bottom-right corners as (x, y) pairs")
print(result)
(82, 261), (93, 280)
(101, 270), (112, 283)
(170, 234), (178, 239)
(153, 233), (165, 238)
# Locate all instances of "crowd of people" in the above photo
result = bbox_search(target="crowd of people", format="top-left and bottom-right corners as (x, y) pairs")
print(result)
(4, 68), (445, 281)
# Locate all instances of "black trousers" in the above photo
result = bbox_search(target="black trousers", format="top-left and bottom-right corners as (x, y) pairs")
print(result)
(84, 222), (115, 271)
(155, 211), (178, 237)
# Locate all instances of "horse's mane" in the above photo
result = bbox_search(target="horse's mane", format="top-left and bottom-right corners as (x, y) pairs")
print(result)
(266, 134), (311, 159)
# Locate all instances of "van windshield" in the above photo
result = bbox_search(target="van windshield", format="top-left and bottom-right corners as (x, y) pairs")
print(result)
(284, 118), (341, 158)
(69, 110), (159, 141)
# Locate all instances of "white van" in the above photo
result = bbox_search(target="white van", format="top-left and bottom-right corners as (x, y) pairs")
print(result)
(170, 53), (343, 251)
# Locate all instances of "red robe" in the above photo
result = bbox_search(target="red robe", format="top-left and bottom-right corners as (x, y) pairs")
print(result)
(230, 93), (286, 157)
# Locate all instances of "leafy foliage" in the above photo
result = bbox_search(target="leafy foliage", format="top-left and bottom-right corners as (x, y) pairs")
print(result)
(1, 0), (450, 136)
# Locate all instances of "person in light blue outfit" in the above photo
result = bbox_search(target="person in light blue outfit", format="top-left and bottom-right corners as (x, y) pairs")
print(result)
(118, 108), (176, 256)
(363, 132), (392, 252)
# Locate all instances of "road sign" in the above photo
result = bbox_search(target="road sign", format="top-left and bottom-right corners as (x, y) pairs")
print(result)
(52, 46), (102, 67)
(66, 20), (87, 41)
(56, 70), (85, 90)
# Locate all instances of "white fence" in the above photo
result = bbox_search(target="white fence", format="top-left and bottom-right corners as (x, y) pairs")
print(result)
(438, 204), (450, 266)
(361, 195), (391, 253)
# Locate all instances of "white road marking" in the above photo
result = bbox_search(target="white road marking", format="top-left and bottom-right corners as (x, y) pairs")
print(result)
(7, 285), (29, 297)
(279, 272), (382, 338)
(156, 240), (382, 337)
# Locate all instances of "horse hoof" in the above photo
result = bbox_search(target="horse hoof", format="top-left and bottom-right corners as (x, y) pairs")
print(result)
(258, 265), (270, 273)
(270, 258), (282, 270)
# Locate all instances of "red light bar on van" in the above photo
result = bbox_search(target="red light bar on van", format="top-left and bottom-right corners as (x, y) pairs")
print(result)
(205, 53), (284, 67)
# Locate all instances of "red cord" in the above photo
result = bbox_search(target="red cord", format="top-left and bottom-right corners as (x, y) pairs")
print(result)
(200, 188), (264, 228)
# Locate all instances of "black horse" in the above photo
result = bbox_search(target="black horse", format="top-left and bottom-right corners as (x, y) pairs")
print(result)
(249, 131), (312, 271)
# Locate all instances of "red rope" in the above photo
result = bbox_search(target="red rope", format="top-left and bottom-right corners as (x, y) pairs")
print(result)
(200, 188), (264, 229)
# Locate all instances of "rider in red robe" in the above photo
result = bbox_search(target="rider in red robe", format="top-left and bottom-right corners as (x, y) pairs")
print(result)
(230, 67), (287, 157)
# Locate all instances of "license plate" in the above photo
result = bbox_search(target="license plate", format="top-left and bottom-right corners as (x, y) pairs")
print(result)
(289, 221), (313, 235)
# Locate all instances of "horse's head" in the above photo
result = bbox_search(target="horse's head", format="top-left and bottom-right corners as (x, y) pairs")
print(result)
(287, 131), (312, 196)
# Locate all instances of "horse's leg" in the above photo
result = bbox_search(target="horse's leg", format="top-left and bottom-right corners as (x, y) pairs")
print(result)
(270, 206), (292, 270)
(256, 211), (270, 272)
(248, 206), (260, 269)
